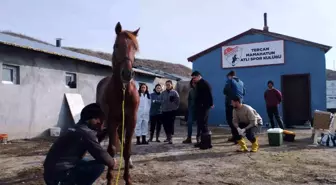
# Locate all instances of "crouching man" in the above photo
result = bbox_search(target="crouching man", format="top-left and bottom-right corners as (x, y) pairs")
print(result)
(43, 103), (115, 185)
(231, 96), (262, 152)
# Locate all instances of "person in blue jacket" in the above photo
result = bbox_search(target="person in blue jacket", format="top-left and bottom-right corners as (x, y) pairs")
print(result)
(148, 84), (163, 142)
(223, 70), (246, 143)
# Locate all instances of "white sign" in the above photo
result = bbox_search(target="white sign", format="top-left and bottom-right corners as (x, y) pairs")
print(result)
(327, 80), (336, 108)
(221, 40), (284, 68)
(65, 93), (85, 123)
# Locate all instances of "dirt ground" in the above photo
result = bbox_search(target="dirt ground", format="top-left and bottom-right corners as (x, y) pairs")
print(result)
(1, 125), (336, 185)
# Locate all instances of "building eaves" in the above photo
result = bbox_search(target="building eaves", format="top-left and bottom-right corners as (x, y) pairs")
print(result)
(0, 32), (111, 66)
(134, 66), (184, 81)
(187, 28), (332, 62)
(133, 68), (165, 78)
(0, 32), (165, 78)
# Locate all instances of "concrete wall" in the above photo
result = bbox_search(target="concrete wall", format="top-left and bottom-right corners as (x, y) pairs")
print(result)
(0, 45), (156, 139)
(192, 33), (327, 125)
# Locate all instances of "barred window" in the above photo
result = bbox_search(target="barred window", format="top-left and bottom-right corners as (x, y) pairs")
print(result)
(65, 72), (77, 89)
(2, 64), (19, 85)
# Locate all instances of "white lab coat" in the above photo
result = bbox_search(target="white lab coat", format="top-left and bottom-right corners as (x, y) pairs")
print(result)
(135, 93), (151, 136)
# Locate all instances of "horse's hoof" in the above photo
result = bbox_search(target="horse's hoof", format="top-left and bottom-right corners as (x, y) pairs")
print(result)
(129, 163), (135, 169)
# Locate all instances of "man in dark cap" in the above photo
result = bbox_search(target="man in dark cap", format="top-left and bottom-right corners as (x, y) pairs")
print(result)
(223, 70), (245, 144)
(191, 71), (214, 150)
(43, 103), (115, 185)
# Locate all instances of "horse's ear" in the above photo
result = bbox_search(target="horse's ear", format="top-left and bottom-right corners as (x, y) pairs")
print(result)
(115, 22), (122, 35)
(133, 28), (140, 36)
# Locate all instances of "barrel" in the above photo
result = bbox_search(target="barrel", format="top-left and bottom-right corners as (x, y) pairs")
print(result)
(0, 134), (8, 144)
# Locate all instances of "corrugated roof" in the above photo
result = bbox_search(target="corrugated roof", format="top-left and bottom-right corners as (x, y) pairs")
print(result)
(188, 28), (332, 62)
(133, 68), (165, 77)
(134, 66), (188, 81)
(0, 32), (112, 66)
(0, 32), (182, 78)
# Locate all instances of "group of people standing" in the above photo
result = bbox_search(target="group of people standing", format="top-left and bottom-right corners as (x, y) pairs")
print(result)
(135, 70), (214, 150)
(135, 80), (180, 145)
(222, 70), (284, 152)
(135, 69), (285, 152)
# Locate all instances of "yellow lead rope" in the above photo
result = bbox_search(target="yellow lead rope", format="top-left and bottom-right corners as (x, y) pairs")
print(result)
(115, 88), (126, 185)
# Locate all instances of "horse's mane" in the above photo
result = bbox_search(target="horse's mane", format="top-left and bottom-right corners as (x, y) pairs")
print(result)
(121, 31), (139, 51)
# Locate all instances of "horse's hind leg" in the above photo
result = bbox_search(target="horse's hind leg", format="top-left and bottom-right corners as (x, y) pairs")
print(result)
(106, 120), (117, 185)
(129, 157), (134, 169)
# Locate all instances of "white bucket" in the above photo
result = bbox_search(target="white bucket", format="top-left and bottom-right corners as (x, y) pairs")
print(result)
(49, 127), (61, 137)
(267, 128), (283, 134)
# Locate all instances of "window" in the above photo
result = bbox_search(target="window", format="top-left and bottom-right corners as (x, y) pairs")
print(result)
(65, 72), (77, 89)
(2, 64), (19, 84)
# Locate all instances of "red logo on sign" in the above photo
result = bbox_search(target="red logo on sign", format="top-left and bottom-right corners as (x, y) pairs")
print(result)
(224, 46), (238, 55)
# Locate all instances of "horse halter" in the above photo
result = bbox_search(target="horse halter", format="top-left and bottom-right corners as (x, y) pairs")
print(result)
(112, 54), (135, 87)
(113, 34), (136, 87)
(120, 56), (135, 83)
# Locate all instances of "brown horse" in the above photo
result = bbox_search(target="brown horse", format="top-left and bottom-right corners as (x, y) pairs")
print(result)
(96, 22), (140, 185)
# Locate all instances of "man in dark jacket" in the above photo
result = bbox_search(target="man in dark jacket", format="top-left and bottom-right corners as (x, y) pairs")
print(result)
(43, 103), (115, 185)
(191, 71), (214, 150)
(223, 70), (246, 143)
(264, 80), (284, 129)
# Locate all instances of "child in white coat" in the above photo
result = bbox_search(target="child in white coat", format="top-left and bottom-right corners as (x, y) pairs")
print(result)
(136, 83), (151, 145)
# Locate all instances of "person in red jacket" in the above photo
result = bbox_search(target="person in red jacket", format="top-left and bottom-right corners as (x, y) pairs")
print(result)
(264, 80), (284, 129)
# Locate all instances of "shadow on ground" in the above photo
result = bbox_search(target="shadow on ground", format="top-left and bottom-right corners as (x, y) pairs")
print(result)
(0, 167), (44, 185)
(0, 138), (55, 157)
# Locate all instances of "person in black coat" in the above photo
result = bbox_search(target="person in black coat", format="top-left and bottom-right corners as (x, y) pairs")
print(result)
(191, 71), (214, 150)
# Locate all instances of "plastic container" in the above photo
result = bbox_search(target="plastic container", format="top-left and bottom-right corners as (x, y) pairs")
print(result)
(49, 127), (61, 137)
(0, 134), (8, 144)
(267, 128), (283, 146)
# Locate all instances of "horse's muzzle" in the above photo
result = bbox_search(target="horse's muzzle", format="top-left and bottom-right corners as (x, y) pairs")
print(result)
(121, 68), (135, 83)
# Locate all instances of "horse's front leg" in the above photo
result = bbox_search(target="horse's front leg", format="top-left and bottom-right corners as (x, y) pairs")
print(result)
(106, 121), (117, 185)
(117, 126), (134, 169)
(123, 117), (136, 185)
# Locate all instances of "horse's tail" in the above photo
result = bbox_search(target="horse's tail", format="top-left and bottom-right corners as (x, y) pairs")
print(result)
(96, 76), (109, 104)
(96, 76), (111, 115)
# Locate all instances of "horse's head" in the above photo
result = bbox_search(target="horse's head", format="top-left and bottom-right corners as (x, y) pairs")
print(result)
(112, 22), (140, 84)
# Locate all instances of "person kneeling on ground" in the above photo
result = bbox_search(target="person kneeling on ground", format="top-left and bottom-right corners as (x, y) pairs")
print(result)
(43, 103), (115, 185)
(231, 96), (262, 152)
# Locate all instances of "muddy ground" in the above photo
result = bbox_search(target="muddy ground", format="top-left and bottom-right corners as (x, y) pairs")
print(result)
(1, 125), (336, 185)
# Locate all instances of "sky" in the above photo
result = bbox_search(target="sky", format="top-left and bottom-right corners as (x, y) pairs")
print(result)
(0, 0), (335, 69)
